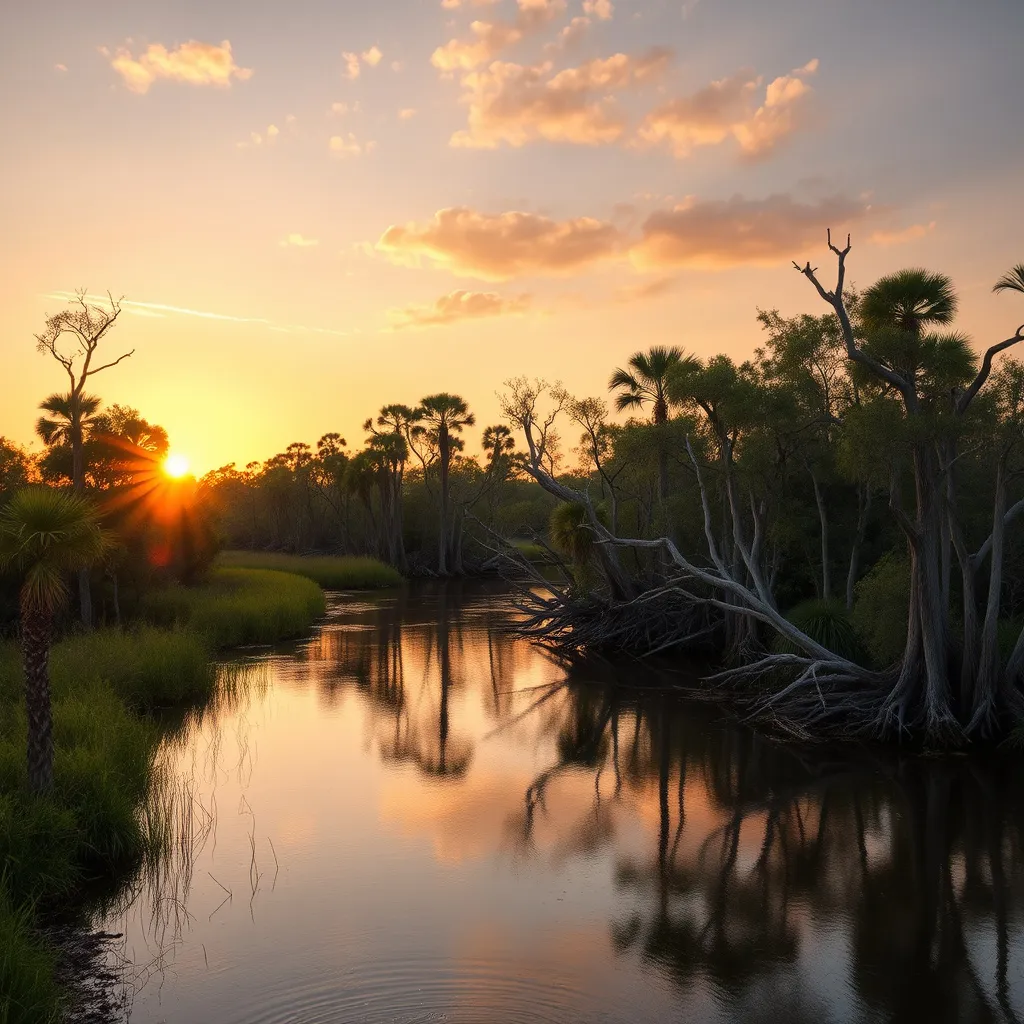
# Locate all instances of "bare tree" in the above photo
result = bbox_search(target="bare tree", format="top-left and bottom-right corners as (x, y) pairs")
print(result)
(35, 290), (133, 626)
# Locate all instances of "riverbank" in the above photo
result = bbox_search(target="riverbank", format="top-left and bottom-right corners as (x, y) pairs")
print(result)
(0, 564), (337, 1023)
(217, 551), (403, 590)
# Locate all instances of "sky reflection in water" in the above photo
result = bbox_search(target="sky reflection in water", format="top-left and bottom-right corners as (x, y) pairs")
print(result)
(102, 582), (1024, 1023)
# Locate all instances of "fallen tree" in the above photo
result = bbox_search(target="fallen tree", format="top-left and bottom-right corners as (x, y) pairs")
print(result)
(500, 239), (1024, 747)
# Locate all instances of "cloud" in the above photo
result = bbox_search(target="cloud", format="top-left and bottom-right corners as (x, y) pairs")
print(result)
(388, 289), (532, 329)
(451, 48), (672, 148)
(106, 39), (252, 94)
(377, 206), (624, 280)
(55, 63), (67, 72)
(869, 220), (936, 246)
(398, 107), (417, 119)
(266, 124), (279, 138)
(638, 59), (818, 160)
(341, 47), (382, 80)
(280, 233), (319, 247)
(442, 0), (500, 7)
(330, 100), (360, 115)
(431, 0), (567, 71)
(329, 133), (374, 157)
(631, 192), (871, 269)
(582, 0), (614, 19)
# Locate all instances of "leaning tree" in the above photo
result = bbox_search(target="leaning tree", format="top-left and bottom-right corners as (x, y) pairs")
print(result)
(501, 237), (1024, 747)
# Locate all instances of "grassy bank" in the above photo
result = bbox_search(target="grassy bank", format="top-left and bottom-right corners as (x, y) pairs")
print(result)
(0, 624), (216, 1023)
(218, 550), (403, 590)
(142, 566), (326, 647)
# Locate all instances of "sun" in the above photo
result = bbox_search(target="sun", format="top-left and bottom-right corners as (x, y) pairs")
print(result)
(163, 453), (191, 479)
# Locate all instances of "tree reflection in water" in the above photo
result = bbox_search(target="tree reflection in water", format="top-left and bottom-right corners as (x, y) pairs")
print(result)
(531, 682), (1024, 1023)
(300, 583), (1023, 1023)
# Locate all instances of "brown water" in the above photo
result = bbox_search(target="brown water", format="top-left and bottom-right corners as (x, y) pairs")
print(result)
(100, 581), (1024, 1023)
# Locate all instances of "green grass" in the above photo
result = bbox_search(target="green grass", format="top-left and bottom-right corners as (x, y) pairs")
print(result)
(142, 566), (327, 647)
(510, 539), (548, 563)
(0, 889), (61, 1024)
(218, 550), (403, 590)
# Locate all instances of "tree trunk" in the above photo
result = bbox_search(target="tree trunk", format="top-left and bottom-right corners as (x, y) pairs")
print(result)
(846, 485), (871, 611)
(438, 429), (449, 575)
(71, 412), (93, 629)
(811, 472), (831, 600)
(972, 458), (1007, 731)
(20, 605), (55, 794)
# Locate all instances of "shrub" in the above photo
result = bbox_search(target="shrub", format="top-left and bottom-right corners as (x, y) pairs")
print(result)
(217, 551), (403, 589)
(774, 598), (869, 665)
(851, 552), (911, 667)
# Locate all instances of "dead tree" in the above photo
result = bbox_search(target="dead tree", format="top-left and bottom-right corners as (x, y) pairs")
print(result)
(35, 290), (133, 627)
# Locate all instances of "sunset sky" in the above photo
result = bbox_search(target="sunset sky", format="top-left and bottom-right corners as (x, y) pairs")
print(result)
(3, 0), (1022, 473)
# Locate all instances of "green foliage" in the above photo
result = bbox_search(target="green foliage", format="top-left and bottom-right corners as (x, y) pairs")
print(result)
(217, 550), (403, 589)
(141, 567), (326, 647)
(773, 599), (869, 665)
(851, 552), (911, 667)
(49, 628), (214, 712)
(0, 889), (61, 1024)
(0, 489), (106, 614)
(548, 501), (608, 566)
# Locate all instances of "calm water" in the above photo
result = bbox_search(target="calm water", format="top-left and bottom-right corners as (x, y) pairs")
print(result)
(100, 582), (1024, 1023)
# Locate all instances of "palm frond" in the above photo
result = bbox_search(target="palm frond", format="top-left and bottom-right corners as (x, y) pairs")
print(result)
(993, 264), (1024, 296)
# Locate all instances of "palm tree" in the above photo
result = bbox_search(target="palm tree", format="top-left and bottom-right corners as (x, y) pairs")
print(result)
(0, 489), (106, 793)
(417, 394), (475, 574)
(993, 264), (1024, 296)
(609, 346), (686, 501)
(859, 269), (958, 337)
(35, 391), (102, 486)
(36, 391), (102, 627)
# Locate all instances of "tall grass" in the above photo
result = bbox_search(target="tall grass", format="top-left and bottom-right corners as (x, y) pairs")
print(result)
(218, 550), (403, 589)
(0, 889), (61, 1024)
(142, 567), (326, 647)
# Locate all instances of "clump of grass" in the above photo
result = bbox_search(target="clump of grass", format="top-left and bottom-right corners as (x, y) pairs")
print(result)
(48, 627), (214, 712)
(510, 539), (547, 563)
(773, 598), (869, 665)
(218, 550), (403, 590)
(142, 567), (326, 647)
(0, 889), (61, 1024)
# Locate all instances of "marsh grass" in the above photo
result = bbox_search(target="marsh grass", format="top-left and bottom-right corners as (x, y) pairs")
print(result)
(0, 629), (261, 1021)
(218, 550), (403, 589)
(0, 888), (60, 1024)
(142, 567), (326, 647)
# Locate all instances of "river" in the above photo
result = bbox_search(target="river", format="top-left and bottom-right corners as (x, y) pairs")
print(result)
(98, 581), (1024, 1023)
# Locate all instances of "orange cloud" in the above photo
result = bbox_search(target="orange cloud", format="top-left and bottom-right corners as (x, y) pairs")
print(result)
(106, 39), (252, 94)
(388, 289), (532, 329)
(450, 48), (672, 148)
(869, 220), (936, 246)
(279, 233), (319, 247)
(631, 192), (871, 269)
(582, 0), (614, 19)
(638, 59), (818, 160)
(441, 0), (500, 6)
(377, 206), (624, 280)
(329, 133), (374, 157)
(431, 0), (567, 71)
(398, 107), (417, 120)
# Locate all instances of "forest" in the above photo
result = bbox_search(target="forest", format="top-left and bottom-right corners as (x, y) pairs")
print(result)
(4, 240), (1024, 751)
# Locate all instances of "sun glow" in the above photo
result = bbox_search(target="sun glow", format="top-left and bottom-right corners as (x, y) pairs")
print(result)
(163, 453), (191, 479)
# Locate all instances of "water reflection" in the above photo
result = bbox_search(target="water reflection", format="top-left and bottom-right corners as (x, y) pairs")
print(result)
(104, 582), (1024, 1024)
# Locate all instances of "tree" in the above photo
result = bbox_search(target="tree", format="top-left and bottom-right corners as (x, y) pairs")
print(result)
(417, 394), (475, 574)
(610, 346), (688, 501)
(0, 489), (106, 792)
(0, 439), (33, 498)
(34, 292), (132, 626)
(795, 234), (1024, 740)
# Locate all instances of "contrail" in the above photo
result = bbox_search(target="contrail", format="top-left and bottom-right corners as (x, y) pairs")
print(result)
(43, 292), (352, 337)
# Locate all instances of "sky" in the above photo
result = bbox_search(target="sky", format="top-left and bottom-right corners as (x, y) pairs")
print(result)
(2, 0), (1023, 473)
